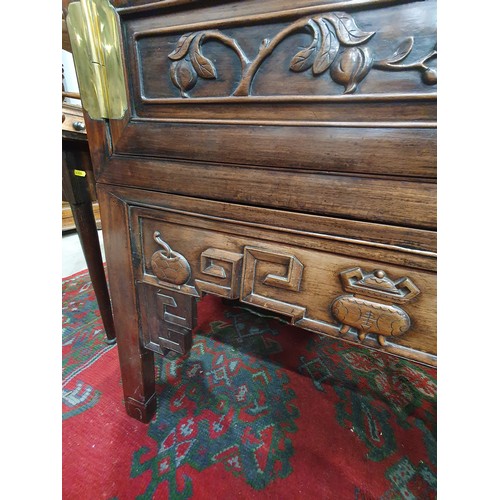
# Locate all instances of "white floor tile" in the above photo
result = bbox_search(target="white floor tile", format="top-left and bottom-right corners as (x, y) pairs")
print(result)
(62, 230), (105, 278)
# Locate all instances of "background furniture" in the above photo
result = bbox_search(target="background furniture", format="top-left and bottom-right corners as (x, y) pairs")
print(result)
(62, 101), (116, 343)
(62, 103), (102, 231)
(65, 0), (436, 422)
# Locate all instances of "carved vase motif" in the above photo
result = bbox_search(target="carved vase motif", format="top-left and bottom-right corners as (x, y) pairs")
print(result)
(332, 268), (420, 346)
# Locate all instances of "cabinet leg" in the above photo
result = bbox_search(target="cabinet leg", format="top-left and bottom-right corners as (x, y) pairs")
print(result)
(119, 288), (197, 422)
(123, 351), (157, 423)
(113, 315), (157, 423)
(96, 185), (157, 423)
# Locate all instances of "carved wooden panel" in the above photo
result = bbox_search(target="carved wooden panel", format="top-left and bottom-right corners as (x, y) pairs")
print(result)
(106, 0), (437, 136)
(195, 248), (243, 299)
(128, 192), (435, 366)
(164, 12), (436, 99)
(106, 0), (436, 216)
(131, 0), (436, 103)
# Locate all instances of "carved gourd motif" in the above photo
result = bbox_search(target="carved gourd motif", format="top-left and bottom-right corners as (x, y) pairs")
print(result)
(151, 231), (191, 285)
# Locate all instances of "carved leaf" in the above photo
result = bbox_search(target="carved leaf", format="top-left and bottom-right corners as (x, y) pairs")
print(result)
(189, 44), (217, 79)
(312, 19), (339, 75)
(379, 37), (414, 64)
(290, 45), (317, 72)
(328, 12), (375, 46)
(170, 59), (198, 96)
(168, 32), (196, 61)
(290, 26), (319, 72)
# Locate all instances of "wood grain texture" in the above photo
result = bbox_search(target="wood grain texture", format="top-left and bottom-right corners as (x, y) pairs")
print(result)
(103, 184), (437, 255)
(112, 122), (436, 178)
(133, 99), (437, 124)
(99, 155), (436, 229)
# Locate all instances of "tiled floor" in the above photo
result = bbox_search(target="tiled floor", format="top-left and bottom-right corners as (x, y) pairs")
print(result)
(62, 230), (105, 277)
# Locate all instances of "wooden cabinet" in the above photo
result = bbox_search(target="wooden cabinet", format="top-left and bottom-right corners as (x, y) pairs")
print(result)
(65, 0), (436, 422)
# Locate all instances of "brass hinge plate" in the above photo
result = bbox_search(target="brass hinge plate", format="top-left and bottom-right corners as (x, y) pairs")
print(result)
(66, 0), (127, 120)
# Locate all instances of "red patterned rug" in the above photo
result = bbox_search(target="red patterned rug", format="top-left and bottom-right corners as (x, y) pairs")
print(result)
(62, 269), (436, 499)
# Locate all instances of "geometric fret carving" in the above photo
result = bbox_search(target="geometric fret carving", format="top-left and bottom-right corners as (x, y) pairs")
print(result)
(137, 281), (196, 356)
(240, 247), (306, 323)
(195, 248), (243, 299)
(155, 289), (196, 354)
(131, 201), (436, 369)
(144, 236), (425, 353)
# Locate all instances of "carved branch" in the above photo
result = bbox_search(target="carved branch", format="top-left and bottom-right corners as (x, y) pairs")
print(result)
(232, 17), (315, 96)
(167, 11), (436, 97)
(373, 41), (437, 85)
(193, 30), (251, 70)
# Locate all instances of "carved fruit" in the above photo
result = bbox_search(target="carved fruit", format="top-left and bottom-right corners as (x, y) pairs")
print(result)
(151, 250), (191, 285)
(331, 47), (373, 94)
(422, 67), (437, 85)
(170, 59), (198, 96)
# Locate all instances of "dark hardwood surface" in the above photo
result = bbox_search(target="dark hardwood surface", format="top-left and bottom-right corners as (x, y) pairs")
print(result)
(99, 155), (436, 229)
(67, 0), (437, 422)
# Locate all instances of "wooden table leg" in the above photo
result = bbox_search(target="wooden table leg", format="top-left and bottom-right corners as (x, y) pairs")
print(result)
(70, 200), (116, 343)
(63, 143), (116, 343)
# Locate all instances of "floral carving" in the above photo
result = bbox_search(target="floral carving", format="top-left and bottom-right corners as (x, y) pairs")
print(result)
(167, 12), (437, 97)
